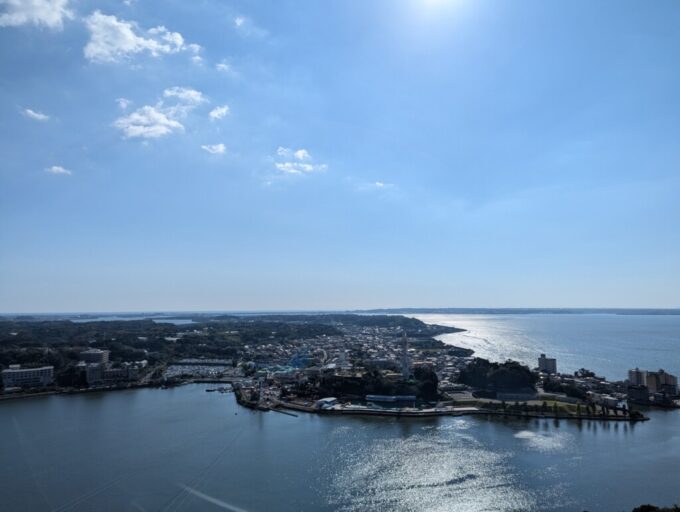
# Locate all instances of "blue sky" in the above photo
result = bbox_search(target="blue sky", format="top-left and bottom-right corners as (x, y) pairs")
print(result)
(1, 0), (679, 312)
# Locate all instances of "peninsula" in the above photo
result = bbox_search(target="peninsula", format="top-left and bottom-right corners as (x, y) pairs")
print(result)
(4, 313), (674, 422)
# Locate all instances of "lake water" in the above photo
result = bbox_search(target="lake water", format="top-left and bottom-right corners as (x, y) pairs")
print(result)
(71, 316), (195, 325)
(413, 313), (680, 380)
(2, 314), (680, 511)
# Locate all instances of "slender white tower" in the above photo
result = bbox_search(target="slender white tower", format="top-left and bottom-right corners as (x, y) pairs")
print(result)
(401, 331), (411, 379)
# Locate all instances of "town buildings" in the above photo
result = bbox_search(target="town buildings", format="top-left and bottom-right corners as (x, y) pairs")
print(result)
(77, 349), (146, 386)
(79, 361), (146, 386)
(628, 368), (678, 394)
(2, 365), (54, 389)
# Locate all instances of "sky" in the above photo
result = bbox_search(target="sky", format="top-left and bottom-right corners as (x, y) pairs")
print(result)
(1, 0), (679, 313)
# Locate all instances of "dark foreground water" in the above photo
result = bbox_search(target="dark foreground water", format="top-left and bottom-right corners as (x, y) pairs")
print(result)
(2, 313), (680, 511)
(2, 385), (679, 512)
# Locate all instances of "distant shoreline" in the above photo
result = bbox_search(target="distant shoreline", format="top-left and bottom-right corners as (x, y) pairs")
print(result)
(2, 307), (680, 319)
(361, 308), (680, 316)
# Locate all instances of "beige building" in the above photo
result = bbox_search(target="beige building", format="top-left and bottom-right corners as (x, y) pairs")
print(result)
(628, 368), (678, 395)
(80, 349), (110, 364)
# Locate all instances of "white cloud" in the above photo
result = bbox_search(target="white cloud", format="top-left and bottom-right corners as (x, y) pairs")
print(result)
(0, 0), (73, 29)
(274, 147), (327, 175)
(113, 85), (208, 140)
(209, 105), (229, 121)
(163, 86), (206, 105)
(294, 149), (310, 161)
(274, 162), (328, 174)
(373, 181), (393, 188)
(276, 146), (292, 158)
(45, 165), (71, 175)
(23, 108), (49, 121)
(277, 147), (311, 161)
(116, 97), (131, 110)
(232, 15), (267, 38)
(201, 143), (226, 155)
(356, 180), (396, 192)
(187, 43), (202, 64)
(113, 105), (183, 139)
(216, 61), (231, 72)
(83, 11), (196, 63)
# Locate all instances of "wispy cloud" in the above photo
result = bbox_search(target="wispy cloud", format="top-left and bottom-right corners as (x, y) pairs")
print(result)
(163, 86), (206, 105)
(116, 98), (132, 110)
(209, 105), (229, 121)
(187, 43), (202, 65)
(83, 11), (197, 63)
(373, 181), (394, 189)
(23, 108), (49, 121)
(0, 0), (73, 30)
(232, 15), (267, 38)
(201, 143), (226, 155)
(354, 180), (397, 193)
(274, 147), (327, 175)
(45, 165), (72, 175)
(216, 61), (232, 73)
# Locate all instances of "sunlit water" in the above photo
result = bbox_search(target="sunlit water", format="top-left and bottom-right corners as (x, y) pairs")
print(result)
(2, 314), (680, 511)
(413, 313), (680, 379)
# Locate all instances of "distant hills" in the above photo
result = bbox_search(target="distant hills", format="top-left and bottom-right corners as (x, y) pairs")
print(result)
(2, 307), (680, 321)
(356, 308), (680, 316)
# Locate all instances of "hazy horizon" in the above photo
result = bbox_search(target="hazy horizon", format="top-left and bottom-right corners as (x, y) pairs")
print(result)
(2, 306), (680, 316)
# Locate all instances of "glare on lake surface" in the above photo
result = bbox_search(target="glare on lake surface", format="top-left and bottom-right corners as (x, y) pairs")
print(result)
(412, 313), (680, 379)
(2, 379), (680, 512)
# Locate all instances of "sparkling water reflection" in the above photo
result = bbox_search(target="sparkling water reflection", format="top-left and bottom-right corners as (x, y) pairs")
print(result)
(414, 313), (680, 378)
(1, 386), (680, 511)
(323, 421), (535, 512)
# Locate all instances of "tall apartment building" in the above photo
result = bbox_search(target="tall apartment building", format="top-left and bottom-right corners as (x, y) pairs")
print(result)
(538, 354), (557, 374)
(655, 369), (678, 395)
(628, 368), (646, 386)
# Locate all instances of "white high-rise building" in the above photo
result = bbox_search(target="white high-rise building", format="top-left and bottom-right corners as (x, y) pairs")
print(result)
(538, 354), (557, 374)
(2, 365), (54, 389)
(401, 332), (411, 379)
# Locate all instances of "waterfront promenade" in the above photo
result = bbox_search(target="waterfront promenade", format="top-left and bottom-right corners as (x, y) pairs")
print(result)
(233, 387), (649, 422)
